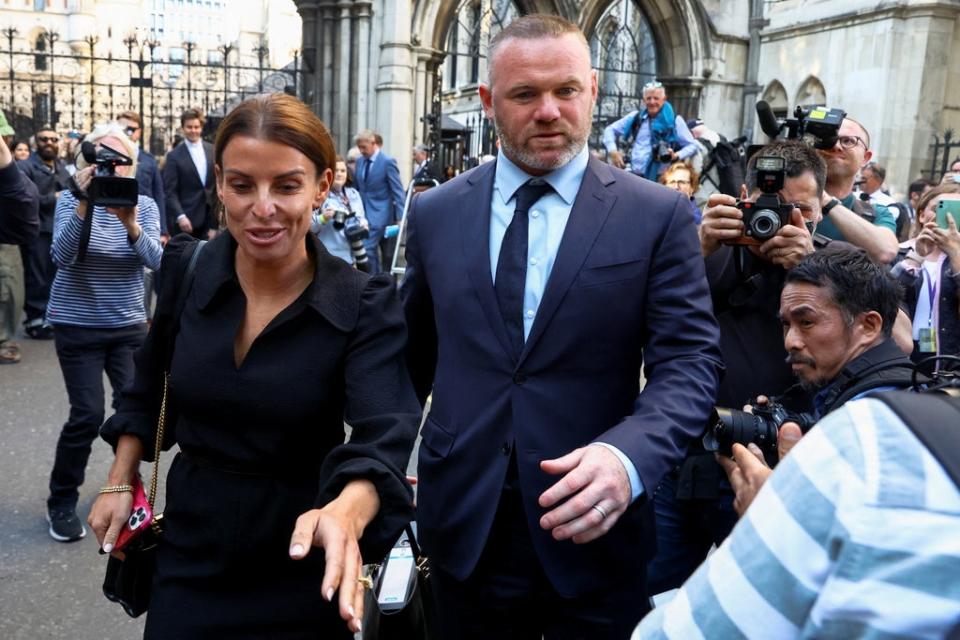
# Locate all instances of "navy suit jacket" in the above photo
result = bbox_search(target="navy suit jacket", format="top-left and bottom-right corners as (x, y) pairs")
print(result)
(162, 141), (216, 236)
(401, 157), (723, 596)
(136, 149), (167, 235)
(356, 152), (405, 235)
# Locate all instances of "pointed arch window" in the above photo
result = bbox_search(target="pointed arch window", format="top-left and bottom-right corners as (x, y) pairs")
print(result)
(444, 0), (521, 91)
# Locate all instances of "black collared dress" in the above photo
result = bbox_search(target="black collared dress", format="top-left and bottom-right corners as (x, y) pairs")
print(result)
(101, 231), (421, 639)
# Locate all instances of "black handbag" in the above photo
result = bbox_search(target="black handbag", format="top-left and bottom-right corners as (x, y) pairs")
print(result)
(101, 239), (205, 618)
(362, 524), (437, 640)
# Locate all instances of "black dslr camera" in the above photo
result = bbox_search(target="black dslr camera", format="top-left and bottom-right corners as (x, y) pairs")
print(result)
(332, 210), (371, 273)
(79, 141), (139, 207)
(726, 156), (795, 246)
(656, 140), (674, 163)
(756, 101), (846, 150)
(703, 400), (815, 467)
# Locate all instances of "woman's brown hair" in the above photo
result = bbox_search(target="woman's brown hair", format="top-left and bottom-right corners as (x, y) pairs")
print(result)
(214, 93), (336, 180)
(913, 182), (960, 237)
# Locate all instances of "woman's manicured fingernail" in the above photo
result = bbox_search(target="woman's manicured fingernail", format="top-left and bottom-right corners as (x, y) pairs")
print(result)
(348, 605), (355, 618)
(102, 543), (113, 553)
(326, 587), (334, 601)
(289, 544), (304, 557)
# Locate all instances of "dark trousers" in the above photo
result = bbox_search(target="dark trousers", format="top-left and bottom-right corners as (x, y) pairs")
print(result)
(19, 232), (55, 322)
(645, 468), (739, 595)
(430, 488), (649, 640)
(48, 323), (146, 511)
(363, 228), (397, 275)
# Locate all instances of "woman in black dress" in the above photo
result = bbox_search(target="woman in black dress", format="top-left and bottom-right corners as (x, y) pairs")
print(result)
(88, 94), (421, 638)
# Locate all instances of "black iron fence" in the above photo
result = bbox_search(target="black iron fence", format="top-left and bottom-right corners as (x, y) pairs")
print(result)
(0, 27), (302, 155)
(924, 129), (960, 183)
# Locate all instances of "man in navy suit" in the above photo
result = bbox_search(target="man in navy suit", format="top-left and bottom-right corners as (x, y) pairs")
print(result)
(354, 129), (405, 273)
(163, 108), (217, 239)
(401, 14), (723, 639)
(117, 111), (167, 239)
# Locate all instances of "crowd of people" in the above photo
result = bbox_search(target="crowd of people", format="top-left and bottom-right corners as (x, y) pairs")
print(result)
(1, 10), (960, 639)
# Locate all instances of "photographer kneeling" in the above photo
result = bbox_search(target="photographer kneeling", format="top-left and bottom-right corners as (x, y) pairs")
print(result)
(634, 246), (959, 640)
(43, 123), (162, 542)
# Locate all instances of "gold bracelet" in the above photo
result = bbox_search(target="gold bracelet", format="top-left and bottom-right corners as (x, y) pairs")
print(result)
(98, 484), (134, 495)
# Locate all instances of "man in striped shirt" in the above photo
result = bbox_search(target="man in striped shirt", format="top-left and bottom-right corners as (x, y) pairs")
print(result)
(633, 396), (960, 638)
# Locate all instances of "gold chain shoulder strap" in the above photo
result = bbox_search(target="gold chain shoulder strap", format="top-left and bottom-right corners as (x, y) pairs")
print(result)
(147, 372), (170, 509)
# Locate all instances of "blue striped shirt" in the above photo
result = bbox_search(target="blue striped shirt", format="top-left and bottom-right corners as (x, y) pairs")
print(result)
(47, 192), (162, 328)
(634, 397), (960, 639)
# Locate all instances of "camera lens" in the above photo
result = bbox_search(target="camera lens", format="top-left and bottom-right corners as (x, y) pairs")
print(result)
(749, 209), (781, 240)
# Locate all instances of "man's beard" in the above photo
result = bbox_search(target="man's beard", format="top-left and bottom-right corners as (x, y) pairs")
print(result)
(492, 115), (587, 173)
(37, 146), (58, 161)
(785, 352), (826, 391)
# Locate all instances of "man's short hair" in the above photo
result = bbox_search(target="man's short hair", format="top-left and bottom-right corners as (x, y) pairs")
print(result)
(487, 14), (586, 83)
(908, 178), (933, 197)
(180, 108), (205, 127)
(865, 162), (886, 182)
(414, 143), (429, 154)
(117, 111), (142, 127)
(355, 128), (379, 146)
(785, 244), (901, 337)
(746, 140), (827, 198)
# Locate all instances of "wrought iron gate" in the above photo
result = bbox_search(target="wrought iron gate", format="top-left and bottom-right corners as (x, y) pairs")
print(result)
(0, 27), (302, 154)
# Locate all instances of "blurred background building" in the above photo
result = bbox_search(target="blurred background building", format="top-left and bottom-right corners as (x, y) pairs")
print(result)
(2, 0), (957, 191)
(0, 0), (302, 153)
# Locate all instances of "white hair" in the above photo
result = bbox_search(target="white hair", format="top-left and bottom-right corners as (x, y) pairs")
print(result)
(76, 122), (138, 174)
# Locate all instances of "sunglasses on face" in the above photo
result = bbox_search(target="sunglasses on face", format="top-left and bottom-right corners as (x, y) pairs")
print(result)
(643, 81), (664, 91)
(36, 135), (59, 143)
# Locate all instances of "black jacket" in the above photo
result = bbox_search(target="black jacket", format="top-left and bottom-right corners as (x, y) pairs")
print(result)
(162, 141), (216, 236)
(17, 153), (71, 233)
(0, 162), (39, 245)
(135, 149), (167, 234)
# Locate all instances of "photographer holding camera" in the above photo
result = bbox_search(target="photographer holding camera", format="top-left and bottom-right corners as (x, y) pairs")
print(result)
(714, 245), (917, 515)
(645, 140), (824, 595)
(311, 155), (371, 271)
(602, 81), (698, 181)
(43, 123), (162, 543)
(633, 247), (959, 640)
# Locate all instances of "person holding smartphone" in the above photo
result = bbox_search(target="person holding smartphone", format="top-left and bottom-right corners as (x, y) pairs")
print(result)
(893, 182), (960, 372)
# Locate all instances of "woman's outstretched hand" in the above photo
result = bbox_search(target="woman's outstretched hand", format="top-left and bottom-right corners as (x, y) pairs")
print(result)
(288, 479), (379, 634)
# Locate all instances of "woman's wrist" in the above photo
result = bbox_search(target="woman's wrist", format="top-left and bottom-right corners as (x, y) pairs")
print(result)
(125, 222), (142, 243)
(327, 479), (379, 539)
(75, 200), (88, 220)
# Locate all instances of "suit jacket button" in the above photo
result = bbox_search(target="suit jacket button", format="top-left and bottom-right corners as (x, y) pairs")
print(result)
(501, 442), (511, 455)
(513, 371), (527, 385)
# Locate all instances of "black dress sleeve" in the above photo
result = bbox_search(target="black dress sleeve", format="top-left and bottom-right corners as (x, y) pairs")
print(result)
(313, 273), (421, 561)
(100, 233), (197, 460)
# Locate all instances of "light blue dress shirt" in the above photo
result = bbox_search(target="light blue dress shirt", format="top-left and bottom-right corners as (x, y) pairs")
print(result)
(489, 147), (645, 501)
(601, 111), (698, 177)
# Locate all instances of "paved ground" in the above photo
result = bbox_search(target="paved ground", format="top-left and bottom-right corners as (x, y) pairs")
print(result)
(0, 334), (420, 639)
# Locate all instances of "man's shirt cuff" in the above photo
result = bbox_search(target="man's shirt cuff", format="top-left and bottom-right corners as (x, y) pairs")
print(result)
(591, 442), (645, 502)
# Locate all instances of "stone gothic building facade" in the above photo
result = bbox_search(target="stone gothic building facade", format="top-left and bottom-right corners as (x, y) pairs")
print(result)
(294, 0), (960, 193)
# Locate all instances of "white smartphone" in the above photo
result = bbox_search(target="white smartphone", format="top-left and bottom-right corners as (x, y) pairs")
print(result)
(376, 544), (416, 610)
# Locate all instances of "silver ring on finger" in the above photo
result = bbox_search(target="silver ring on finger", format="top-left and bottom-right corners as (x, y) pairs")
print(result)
(592, 504), (608, 519)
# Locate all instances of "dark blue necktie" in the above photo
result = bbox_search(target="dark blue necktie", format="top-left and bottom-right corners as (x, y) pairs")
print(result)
(362, 157), (371, 185)
(495, 180), (554, 358)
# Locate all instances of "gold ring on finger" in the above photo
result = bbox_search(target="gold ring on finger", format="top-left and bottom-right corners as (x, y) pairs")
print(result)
(357, 575), (374, 590)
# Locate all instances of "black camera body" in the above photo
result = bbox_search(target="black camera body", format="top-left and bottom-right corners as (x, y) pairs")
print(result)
(656, 140), (674, 163)
(727, 155), (795, 246)
(80, 141), (139, 208)
(703, 401), (815, 467)
(331, 209), (371, 273)
(756, 101), (846, 150)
